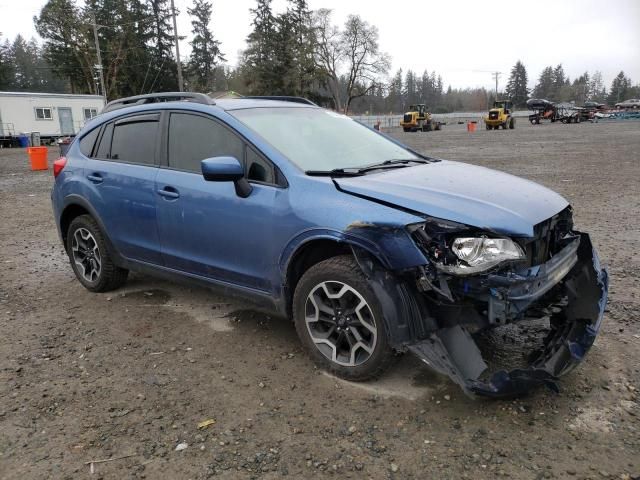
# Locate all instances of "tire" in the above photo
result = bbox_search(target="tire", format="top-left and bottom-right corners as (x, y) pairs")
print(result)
(425, 121), (432, 132)
(509, 117), (515, 129)
(66, 214), (128, 292)
(402, 127), (410, 132)
(486, 124), (492, 130)
(434, 122), (441, 131)
(292, 255), (394, 381)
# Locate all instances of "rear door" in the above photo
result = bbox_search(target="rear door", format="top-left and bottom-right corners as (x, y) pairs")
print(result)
(83, 113), (162, 264)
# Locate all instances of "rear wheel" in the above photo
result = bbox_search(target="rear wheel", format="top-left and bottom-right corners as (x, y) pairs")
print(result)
(293, 256), (394, 381)
(509, 117), (515, 129)
(402, 127), (410, 132)
(486, 124), (492, 130)
(66, 215), (128, 292)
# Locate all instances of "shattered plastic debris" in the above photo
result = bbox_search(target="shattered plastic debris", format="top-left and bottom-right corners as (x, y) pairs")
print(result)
(197, 419), (216, 430)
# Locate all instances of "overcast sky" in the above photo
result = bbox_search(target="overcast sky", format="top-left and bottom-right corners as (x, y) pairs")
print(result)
(1, 0), (639, 90)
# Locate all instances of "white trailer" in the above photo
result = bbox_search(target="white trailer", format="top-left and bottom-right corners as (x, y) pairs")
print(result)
(0, 91), (105, 146)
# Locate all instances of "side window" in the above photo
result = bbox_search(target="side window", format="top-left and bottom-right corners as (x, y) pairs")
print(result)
(79, 127), (100, 157)
(246, 146), (274, 184)
(168, 113), (243, 172)
(110, 116), (159, 165)
(95, 123), (113, 159)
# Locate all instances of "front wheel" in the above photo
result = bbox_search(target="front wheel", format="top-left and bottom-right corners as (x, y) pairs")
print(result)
(293, 256), (394, 381)
(66, 214), (128, 292)
(509, 117), (515, 129)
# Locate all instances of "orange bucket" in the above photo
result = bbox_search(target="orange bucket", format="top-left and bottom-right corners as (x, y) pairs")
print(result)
(27, 146), (48, 171)
(466, 121), (477, 132)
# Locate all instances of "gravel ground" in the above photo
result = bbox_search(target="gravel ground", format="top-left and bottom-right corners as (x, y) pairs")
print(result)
(0, 120), (638, 479)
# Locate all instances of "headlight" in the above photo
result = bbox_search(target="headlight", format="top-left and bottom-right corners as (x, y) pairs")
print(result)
(439, 237), (525, 275)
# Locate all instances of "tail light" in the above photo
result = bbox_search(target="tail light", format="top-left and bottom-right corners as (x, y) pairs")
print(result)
(53, 157), (67, 178)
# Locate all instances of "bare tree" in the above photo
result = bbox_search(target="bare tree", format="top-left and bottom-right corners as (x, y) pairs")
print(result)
(313, 11), (390, 113)
(313, 8), (342, 111)
(341, 15), (390, 113)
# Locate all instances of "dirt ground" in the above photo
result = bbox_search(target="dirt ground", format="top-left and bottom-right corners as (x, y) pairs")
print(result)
(0, 119), (638, 480)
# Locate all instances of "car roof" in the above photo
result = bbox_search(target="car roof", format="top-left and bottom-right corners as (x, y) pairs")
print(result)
(214, 98), (317, 111)
(81, 98), (318, 137)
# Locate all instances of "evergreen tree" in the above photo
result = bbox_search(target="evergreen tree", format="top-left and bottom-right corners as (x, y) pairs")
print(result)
(404, 69), (416, 106)
(187, 0), (225, 92)
(285, 0), (316, 97)
(148, 0), (178, 91)
(243, 0), (277, 94)
(387, 68), (402, 112)
(35, 0), (95, 93)
(533, 66), (554, 99)
(551, 64), (566, 100)
(505, 60), (529, 107)
(608, 71), (631, 104)
(0, 37), (15, 89)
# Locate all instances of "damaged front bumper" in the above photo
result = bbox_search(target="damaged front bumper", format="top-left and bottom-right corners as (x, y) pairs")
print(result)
(408, 232), (609, 398)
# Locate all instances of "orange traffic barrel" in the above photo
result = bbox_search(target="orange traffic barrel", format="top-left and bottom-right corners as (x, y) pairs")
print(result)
(467, 121), (477, 133)
(27, 146), (48, 171)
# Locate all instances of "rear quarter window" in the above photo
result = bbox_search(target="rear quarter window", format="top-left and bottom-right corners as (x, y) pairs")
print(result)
(79, 127), (100, 157)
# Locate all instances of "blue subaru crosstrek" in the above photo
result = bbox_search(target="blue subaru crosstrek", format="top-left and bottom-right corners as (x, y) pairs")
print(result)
(51, 93), (608, 397)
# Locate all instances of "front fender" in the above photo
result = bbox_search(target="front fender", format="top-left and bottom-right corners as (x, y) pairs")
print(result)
(279, 223), (429, 278)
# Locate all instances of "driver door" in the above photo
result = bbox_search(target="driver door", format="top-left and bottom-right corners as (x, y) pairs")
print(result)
(154, 112), (288, 292)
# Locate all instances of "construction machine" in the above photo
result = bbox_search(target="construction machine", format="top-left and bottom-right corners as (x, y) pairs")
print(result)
(484, 100), (515, 130)
(400, 104), (441, 132)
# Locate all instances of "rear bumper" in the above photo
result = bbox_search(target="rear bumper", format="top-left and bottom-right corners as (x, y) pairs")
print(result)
(484, 118), (503, 126)
(409, 232), (609, 397)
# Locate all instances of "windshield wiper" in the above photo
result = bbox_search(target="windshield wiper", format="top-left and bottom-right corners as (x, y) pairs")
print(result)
(306, 159), (429, 177)
(305, 168), (363, 177)
(354, 158), (428, 173)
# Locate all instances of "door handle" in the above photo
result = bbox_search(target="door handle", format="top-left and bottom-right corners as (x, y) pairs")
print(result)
(157, 186), (180, 199)
(87, 173), (103, 184)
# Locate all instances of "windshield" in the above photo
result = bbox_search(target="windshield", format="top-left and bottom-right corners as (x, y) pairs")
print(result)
(231, 107), (418, 171)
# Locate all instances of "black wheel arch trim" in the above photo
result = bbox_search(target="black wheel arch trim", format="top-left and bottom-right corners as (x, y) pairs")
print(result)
(59, 194), (127, 267)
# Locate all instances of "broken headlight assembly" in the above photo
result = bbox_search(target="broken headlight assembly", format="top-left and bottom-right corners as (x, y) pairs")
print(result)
(409, 221), (525, 276)
(442, 237), (525, 275)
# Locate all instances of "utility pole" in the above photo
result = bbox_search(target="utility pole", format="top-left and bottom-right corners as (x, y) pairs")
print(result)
(91, 12), (107, 102)
(170, 0), (184, 91)
(491, 71), (502, 98)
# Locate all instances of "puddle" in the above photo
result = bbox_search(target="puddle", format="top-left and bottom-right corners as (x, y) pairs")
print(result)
(322, 355), (442, 401)
(119, 285), (237, 332)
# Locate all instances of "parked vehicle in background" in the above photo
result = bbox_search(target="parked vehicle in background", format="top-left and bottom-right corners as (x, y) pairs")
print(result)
(400, 104), (441, 132)
(615, 98), (640, 109)
(527, 99), (582, 124)
(50, 92), (608, 398)
(483, 100), (515, 130)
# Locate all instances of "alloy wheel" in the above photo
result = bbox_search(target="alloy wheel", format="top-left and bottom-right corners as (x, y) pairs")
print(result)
(71, 227), (102, 283)
(304, 281), (378, 367)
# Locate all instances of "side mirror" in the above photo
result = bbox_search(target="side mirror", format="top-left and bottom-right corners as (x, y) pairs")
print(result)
(201, 156), (252, 198)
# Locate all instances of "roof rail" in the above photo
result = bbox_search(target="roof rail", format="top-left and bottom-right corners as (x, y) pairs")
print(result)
(243, 96), (317, 106)
(103, 92), (215, 113)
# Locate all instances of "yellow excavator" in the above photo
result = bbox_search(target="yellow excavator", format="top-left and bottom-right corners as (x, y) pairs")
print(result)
(400, 104), (441, 132)
(484, 100), (515, 130)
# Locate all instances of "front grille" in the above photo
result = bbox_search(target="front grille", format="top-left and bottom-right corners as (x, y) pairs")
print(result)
(403, 114), (413, 123)
(489, 111), (499, 120)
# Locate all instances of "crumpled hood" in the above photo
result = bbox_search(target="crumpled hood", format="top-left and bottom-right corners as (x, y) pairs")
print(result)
(334, 160), (569, 236)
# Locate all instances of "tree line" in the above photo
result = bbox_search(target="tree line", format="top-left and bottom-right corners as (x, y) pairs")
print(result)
(0, 0), (638, 113)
